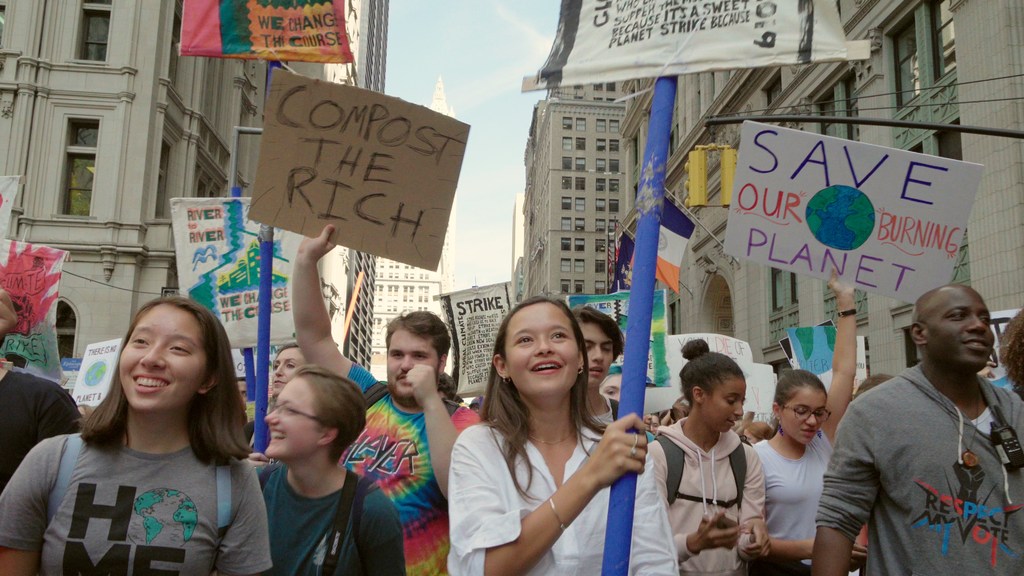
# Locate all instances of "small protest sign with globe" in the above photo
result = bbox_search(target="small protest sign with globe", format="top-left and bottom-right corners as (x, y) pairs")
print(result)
(83, 361), (108, 387)
(805, 185), (875, 251)
(128, 488), (198, 547)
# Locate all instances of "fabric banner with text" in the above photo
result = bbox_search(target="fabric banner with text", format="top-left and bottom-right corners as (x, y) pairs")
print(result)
(248, 70), (470, 271)
(724, 122), (984, 303)
(170, 197), (302, 348)
(438, 282), (513, 397)
(524, 0), (860, 91)
(0, 240), (67, 382)
(181, 0), (354, 63)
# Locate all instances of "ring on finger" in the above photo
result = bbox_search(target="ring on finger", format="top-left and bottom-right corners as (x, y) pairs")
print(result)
(630, 433), (639, 457)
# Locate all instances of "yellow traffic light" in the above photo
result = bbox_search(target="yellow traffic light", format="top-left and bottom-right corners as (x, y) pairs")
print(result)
(719, 147), (737, 207)
(684, 149), (707, 207)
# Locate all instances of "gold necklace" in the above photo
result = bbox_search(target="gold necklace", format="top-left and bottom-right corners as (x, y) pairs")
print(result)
(529, 431), (575, 445)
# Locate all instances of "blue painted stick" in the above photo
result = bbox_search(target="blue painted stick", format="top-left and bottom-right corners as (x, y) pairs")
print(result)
(231, 185), (258, 403)
(254, 224), (274, 453)
(600, 76), (677, 576)
(254, 61), (282, 453)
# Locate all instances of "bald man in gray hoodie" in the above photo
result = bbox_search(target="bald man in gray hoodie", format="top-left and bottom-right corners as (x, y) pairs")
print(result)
(813, 285), (1024, 575)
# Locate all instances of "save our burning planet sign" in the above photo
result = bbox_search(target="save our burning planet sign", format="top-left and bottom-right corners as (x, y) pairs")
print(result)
(724, 122), (984, 303)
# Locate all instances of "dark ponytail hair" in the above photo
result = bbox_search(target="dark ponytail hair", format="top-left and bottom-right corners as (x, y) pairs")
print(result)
(679, 340), (744, 404)
(772, 370), (827, 406)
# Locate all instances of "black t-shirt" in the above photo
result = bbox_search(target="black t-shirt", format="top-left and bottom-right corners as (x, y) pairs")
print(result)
(0, 370), (80, 495)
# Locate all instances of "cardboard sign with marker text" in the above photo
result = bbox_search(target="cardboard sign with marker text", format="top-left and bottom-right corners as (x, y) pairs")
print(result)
(249, 71), (470, 270)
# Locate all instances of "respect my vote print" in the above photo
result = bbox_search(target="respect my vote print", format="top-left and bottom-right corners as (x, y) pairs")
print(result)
(723, 122), (984, 303)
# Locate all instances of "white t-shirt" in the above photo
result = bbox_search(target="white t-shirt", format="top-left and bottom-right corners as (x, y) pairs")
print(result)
(595, 396), (615, 426)
(447, 425), (678, 576)
(973, 407), (994, 434)
(754, 432), (833, 548)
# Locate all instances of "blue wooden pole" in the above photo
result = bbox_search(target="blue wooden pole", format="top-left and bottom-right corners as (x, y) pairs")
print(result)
(231, 185), (258, 403)
(254, 61), (282, 453)
(601, 76), (677, 576)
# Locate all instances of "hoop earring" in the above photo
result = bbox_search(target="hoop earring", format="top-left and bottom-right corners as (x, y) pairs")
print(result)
(578, 366), (584, 375)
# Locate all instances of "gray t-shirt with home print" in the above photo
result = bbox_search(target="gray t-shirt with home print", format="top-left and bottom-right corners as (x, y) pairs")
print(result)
(0, 434), (272, 576)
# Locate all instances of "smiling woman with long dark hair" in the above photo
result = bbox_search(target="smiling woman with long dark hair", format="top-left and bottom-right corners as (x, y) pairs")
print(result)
(0, 297), (271, 576)
(446, 296), (676, 576)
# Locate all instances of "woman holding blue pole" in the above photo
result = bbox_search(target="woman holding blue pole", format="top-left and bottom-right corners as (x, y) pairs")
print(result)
(446, 296), (676, 576)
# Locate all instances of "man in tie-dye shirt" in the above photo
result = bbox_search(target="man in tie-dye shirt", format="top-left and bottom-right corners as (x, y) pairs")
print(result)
(293, 226), (479, 576)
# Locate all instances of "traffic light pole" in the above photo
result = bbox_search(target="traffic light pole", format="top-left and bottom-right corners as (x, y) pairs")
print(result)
(601, 76), (677, 576)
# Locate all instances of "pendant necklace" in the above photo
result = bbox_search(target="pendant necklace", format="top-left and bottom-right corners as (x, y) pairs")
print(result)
(961, 394), (983, 468)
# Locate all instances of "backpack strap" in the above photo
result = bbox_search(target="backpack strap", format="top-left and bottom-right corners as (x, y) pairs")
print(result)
(350, 475), (380, 575)
(442, 399), (461, 417)
(728, 443), (747, 513)
(258, 463), (283, 491)
(47, 433), (84, 525)
(215, 462), (232, 542)
(322, 471), (360, 576)
(656, 436), (685, 506)
(363, 382), (389, 410)
(657, 437), (748, 510)
(609, 399), (619, 421)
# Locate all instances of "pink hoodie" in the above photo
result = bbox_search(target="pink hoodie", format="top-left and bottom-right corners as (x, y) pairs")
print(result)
(648, 418), (766, 576)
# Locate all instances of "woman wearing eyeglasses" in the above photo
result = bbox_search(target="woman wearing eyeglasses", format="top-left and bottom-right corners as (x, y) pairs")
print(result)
(261, 365), (405, 575)
(750, 271), (862, 576)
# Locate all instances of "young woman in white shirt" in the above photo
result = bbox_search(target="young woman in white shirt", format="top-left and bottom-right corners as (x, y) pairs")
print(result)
(447, 296), (677, 576)
(750, 271), (863, 576)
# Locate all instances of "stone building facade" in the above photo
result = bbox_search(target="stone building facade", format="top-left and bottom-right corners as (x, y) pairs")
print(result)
(0, 0), (325, 359)
(620, 0), (1024, 374)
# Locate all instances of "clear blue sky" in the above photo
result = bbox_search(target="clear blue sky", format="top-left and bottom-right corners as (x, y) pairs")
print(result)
(383, 0), (558, 291)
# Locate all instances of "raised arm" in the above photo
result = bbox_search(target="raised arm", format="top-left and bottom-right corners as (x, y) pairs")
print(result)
(823, 269), (857, 441)
(293, 225), (352, 377)
(408, 364), (460, 498)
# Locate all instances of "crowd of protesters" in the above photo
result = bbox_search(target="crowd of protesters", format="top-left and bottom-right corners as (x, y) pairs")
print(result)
(1, 223), (1023, 575)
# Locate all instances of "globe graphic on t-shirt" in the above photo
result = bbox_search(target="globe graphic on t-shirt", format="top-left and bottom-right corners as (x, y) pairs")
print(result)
(127, 489), (198, 547)
(805, 185), (876, 251)
(84, 361), (107, 387)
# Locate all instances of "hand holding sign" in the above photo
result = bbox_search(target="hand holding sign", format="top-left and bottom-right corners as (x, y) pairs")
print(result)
(249, 71), (470, 270)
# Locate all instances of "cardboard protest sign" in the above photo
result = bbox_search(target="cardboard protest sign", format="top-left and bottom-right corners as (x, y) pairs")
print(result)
(524, 0), (861, 91)
(438, 282), (513, 397)
(170, 198), (302, 348)
(568, 290), (670, 387)
(0, 241), (67, 382)
(61, 358), (82, 391)
(0, 176), (18, 238)
(249, 71), (470, 270)
(663, 333), (775, 419)
(72, 339), (121, 407)
(180, 0), (353, 63)
(724, 122), (984, 303)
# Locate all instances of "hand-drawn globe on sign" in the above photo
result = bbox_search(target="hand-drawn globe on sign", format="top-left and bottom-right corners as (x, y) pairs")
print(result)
(805, 185), (875, 251)
(84, 361), (108, 387)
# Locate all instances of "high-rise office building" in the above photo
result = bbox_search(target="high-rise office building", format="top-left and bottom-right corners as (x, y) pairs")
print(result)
(523, 84), (629, 297)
